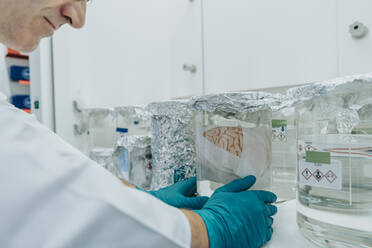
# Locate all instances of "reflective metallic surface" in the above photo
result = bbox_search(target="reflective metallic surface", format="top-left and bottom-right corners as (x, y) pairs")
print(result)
(147, 101), (197, 190)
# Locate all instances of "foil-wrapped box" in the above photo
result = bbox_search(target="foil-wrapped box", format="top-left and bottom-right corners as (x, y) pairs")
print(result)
(115, 135), (153, 190)
(288, 73), (372, 134)
(147, 100), (196, 190)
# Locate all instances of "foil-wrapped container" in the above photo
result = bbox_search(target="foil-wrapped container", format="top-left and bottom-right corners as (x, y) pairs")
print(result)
(147, 100), (196, 190)
(191, 91), (283, 113)
(287, 73), (372, 104)
(89, 148), (117, 176)
(191, 92), (272, 196)
(115, 135), (153, 190)
(288, 73), (372, 134)
(114, 106), (151, 135)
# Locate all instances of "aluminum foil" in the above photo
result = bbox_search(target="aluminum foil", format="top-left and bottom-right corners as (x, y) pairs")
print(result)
(115, 135), (153, 190)
(286, 73), (372, 108)
(336, 109), (360, 134)
(358, 104), (372, 121)
(83, 107), (115, 119)
(117, 135), (152, 150)
(114, 106), (151, 124)
(191, 92), (280, 114)
(288, 73), (372, 134)
(89, 148), (117, 176)
(82, 107), (116, 132)
(147, 100), (196, 190)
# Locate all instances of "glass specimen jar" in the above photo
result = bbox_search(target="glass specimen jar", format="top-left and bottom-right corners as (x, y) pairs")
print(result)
(192, 92), (272, 197)
(115, 135), (153, 190)
(114, 106), (151, 136)
(294, 75), (372, 247)
(271, 107), (298, 200)
(83, 108), (116, 153)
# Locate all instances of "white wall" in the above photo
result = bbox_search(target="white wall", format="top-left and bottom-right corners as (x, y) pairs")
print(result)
(338, 0), (372, 76)
(203, 0), (339, 94)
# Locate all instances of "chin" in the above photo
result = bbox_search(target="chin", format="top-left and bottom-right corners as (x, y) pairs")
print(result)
(10, 33), (41, 53)
(16, 40), (40, 53)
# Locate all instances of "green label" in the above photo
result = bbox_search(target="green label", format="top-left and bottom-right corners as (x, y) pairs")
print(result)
(351, 128), (372, 135)
(306, 151), (331, 164)
(272, 120), (287, 128)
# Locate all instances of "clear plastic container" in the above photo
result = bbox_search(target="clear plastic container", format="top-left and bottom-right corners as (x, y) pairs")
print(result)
(193, 93), (272, 197)
(89, 147), (117, 176)
(84, 108), (116, 153)
(115, 106), (150, 136)
(115, 135), (153, 190)
(271, 108), (297, 200)
(296, 81), (372, 247)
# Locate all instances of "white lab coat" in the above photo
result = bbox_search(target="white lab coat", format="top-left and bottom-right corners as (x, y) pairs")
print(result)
(0, 91), (191, 248)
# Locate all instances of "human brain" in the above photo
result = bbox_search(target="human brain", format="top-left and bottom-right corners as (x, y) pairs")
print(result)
(203, 127), (243, 157)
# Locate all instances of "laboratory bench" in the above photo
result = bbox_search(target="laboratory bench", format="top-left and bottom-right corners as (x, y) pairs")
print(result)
(264, 200), (317, 248)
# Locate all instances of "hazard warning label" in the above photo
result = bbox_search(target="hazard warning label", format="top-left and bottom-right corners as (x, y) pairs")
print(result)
(272, 120), (288, 142)
(299, 159), (342, 190)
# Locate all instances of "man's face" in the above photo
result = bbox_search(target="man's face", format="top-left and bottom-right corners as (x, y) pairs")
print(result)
(0, 0), (86, 52)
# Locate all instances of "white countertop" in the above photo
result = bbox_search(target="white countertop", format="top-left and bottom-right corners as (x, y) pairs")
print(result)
(264, 200), (317, 248)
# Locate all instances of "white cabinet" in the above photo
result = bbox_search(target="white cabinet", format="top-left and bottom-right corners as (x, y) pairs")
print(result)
(53, 0), (202, 108)
(52, 0), (202, 147)
(202, 0), (339, 94)
(338, 0), (372, 76)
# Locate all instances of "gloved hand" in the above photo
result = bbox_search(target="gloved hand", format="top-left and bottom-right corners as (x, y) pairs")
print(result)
(194, 176), (277, 248)
(138, 177), (209, 210)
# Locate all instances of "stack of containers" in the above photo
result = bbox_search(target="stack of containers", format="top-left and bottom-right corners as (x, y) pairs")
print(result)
(83, 108), (117, 174)
(291, 73), (372, 247)
(147, 100), (197, 190)
(115, 106), (151, 136)
(115, 135), (153, 190)
(191, 92), (272, 197)
(113, 106), (152, 184)
(89, 148), (117, 176)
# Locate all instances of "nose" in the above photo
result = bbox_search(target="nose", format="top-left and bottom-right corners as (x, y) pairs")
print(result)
(60, 1), (86, 29)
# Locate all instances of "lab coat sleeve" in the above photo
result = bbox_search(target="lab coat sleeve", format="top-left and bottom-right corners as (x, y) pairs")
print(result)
(0, 95), (191, 248)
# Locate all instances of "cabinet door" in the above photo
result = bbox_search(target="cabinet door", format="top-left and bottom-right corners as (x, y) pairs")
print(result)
(203, 0), (339, 94)
(169, 0), (204, 98)
(338, 0), (372, 76)
(54, 0), (202, 107)
(53, 0), (202, 147)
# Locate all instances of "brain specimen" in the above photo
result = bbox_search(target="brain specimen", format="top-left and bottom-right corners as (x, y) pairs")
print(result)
(203, 127), (243, 157)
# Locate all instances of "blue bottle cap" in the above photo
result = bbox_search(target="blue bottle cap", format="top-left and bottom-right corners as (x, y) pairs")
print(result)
(116, 128), (129, 133)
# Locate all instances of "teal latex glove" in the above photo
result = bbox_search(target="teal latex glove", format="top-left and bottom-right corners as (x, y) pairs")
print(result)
(138, 177), (209, 210)
(194, 176), (277, 248)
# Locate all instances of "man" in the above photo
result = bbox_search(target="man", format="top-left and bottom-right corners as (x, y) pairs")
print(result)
(0, 0), (277, 247)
